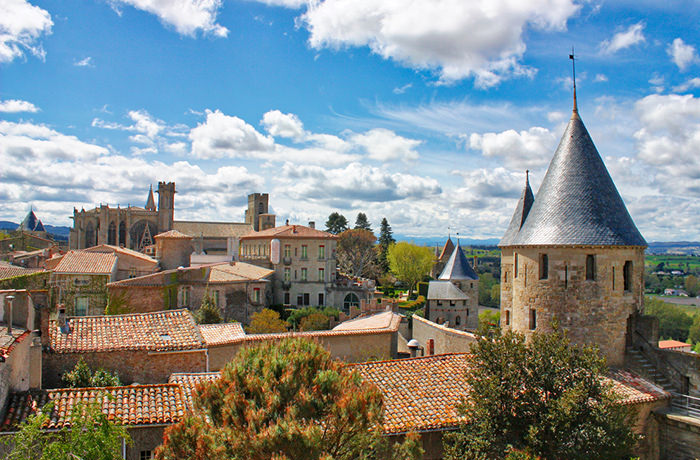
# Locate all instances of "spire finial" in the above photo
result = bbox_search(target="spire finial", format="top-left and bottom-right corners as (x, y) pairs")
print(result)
(569, 47), (577, 114)
(526, 169), (529, 185)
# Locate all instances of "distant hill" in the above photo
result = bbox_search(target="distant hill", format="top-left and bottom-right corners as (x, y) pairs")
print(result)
(395, 235), (500, 248)
(647, 242), (700, 255)
(0, 220), (70, 242)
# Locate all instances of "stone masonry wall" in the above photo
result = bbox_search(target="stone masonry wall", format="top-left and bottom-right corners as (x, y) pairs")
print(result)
(501, 246), (645, 367)
(412, 315), (477, 355)
(42, 350), (207, 387)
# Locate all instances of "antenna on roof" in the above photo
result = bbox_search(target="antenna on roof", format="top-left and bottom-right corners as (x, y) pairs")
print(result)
(456, 232), (460, 246)
(569, 47), (578, 113)
(447, 226), (451, 239)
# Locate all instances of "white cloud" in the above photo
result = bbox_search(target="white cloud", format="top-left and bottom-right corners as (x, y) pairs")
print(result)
(469, 126), (556, 170)
(0, 0), (53, 63)
(667, 38), (699, 71)
(599, 22), (645, 54)
(256, 0), (308, 7)
(672, 77), (700, 93)
(190, 109), (274, 159)
(393, 83), (412, 95)
(109, 0), (228, 37)
(594, 73), (608, 82)
(74, 56), (93, 67)
(261, 110), (305, 139)
(299, 0), (579, 86)
(351, 128), (421, 162)
(0, 120), (109, 161)
(0, 99), (39, 113)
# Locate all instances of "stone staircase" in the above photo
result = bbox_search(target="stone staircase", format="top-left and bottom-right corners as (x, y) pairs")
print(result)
(626, 348), (677, 393)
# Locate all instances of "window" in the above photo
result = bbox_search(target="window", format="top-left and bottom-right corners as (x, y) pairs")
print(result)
(455, 316), (461, 326)
(586, 255), (596, 281)
(253, 288), (261, 303)
(539, 254), (548, 280)
(301, 245), (308, 259)
(301, 268), (308, 281)
(140, 451), (153, 460)
(514, 253), (519, 278)
(318, 293), (324, 305)
(466, 308), (470, 316)
(284, 292), (290, 304)
(612, 266), (616, 290)
(623, 261), (633, 292)
(75, 297), (88, 316)
(284, 268), (290, 281)
(504, 271), (508, 283)
(529, 309), (537, 330)
(303, 293), (310, 306)
(436, 300), (442, 306)
(179, 287), (191, 307)
(449, 300), (456, 306)
(319, 245), (325, 259)
(343, 293), (360, 314)
(108, 221), (116, 246)
(284, 244), (291, 258)
(318, 268), (325, 282)
(128, 268), (137, 279)
(505, 310), (511, 326)
(564, 265), (568, 289)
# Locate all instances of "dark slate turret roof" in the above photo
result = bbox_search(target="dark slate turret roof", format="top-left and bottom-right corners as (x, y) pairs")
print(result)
(499, 174), (534, 247)
(34, 220), (45, 232)
(438, 242), (478, 281)
(508, 111), (646, 247)
(438, 237), (455, 260)
(19, 209), (39, 231)
(145, 185), (156, 212)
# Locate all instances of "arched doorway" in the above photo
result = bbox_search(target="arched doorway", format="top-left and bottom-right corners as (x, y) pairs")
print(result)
(118, 221), (126, 246)
(343, 293), (360, 314)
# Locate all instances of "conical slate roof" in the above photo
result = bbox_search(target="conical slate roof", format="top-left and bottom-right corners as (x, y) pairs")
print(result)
(438, 242), (478, 281)
(19, 209), (39, 231)
(509, 111), (646, 247)
(499, 174), (534, 247)
(145, 185), (156, 211)
(34, 220), (46, 232)
(438, 237), (455, 260)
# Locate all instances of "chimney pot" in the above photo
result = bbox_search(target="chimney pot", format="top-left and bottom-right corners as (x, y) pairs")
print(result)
(308, 221), (315, 229)
(6, 295), (15, 334)
(285, 219), (289, 226)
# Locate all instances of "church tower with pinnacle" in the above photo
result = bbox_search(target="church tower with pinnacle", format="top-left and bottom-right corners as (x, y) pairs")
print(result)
(499, 67), (646, 367)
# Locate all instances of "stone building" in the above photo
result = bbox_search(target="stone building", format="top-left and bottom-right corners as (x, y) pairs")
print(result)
(239, 223), (374, 310)
(498, 100), (646, 367)
(69, 183), (275, 256)
(426, 242), (479, 331)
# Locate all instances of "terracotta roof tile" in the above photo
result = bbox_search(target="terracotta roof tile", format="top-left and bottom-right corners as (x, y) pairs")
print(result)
(658, 339), (691, 349)
(0, 263), (44, 280)
(52, 251), (117, 275)
(0, 384), (186, 431)
(173, 221), (253, 239)
(107, 262), (273, 288)
(49, 310), (205, 353)
(154, 230), (193, 239)
(199, 323), (245, 346)
(168, 372), (221, 408)
(207, 263), (274, 283)
(608, 369), (671, 405)
(240, 225), (337, 240)
(84, 244), (158, 265)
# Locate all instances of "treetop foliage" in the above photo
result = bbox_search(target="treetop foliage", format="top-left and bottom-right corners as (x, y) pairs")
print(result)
(62, 357), (121, 388)
(443, 327), (638, 460)
(354, 212), (372, 231)
(325, 212), (349, 234)
(247, 308), (288, 334)
(337, 228), (378, 278)
(387, 242), (434, 296)
(156, 338), (422, 460)
(195, 294), (223, 324)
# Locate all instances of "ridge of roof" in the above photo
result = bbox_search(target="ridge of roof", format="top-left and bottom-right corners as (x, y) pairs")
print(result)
(438, 242), (478, 281)
(240, 224), (336, 240)
(508, 112), (646, 247)
(499, 173), (535, 247)
(438, 237), (455, 260)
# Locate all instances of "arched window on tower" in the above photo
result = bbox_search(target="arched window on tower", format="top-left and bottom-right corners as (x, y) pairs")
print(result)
(119, 221), (126, 246)
(108, 222), (116, 246)
(586, 255), (596, 281)
(85, 222), (95, 248)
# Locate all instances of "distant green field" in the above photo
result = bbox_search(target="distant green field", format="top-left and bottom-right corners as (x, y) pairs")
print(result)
(646, 295), (700, 317)
(645, 254), (700, 271)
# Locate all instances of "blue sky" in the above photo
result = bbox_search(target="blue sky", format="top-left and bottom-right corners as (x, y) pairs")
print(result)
(2, 0), (700, 241)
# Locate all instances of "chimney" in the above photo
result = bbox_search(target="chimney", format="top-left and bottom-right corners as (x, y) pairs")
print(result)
(407, 339), (421, 358)
(308, 221), (315, 229)
(5, 295), (15, 334)
(427, 338), (435, 355)
(285, 219), (289, 226)
(57, 305), (70, 334)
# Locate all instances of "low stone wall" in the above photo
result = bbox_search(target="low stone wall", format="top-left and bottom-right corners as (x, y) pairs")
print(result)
(412, 315), (477, 355)
(42, 350), (207, 387)
(207, 330), (396, 371)
(655, 408), (700, 460)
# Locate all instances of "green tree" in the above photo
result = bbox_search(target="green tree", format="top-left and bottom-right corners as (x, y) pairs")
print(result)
(62, 357), (121, 388)
(155, 338), (422, 460)
(685, 275), (700, 297)
(325, 212), (349, 234)
(645, 297), (693, 341)
(195, 294), (223, 324)
(387, 242), (434, 297)
(443, 327), (638, 460)
(337, 228), (377, 278)
(377, 217), (395, 273)
(300, 312), (331, 331)
(354, 212), (372, 231)
(478, 309), (500, 331)
(247, 308), (288, 333)
(478, 273), (499, 308)
(688, 314), (700, 345)
(287, 306), (340, 330)
(2, 399), (131, 460)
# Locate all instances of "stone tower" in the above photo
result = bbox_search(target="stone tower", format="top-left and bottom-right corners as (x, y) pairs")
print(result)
(245, 193), (269, 231)
(156, 182), (176, 233)
(499, 103), (646, 367)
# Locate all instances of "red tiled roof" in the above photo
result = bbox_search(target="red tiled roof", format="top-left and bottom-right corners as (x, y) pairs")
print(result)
(0, 384), (186, 431)
(169, 372), (221, 408)
(199, 323), (245, 346)
(107, 262), (273, 288)
(84, 244), (158, 265)
(49, 310), (205, 353)
(0, 329), (31, 360)
(240, 225), (337, 240)
(154, 230), (193, 239)
(52, 251), (117, 275)
(0, 263), (44, 280)
(607, 369), (671, 405)
(658, 339), (691, 349)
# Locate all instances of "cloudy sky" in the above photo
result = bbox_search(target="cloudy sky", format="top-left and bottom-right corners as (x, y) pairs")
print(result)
(2, 0), (700, 241)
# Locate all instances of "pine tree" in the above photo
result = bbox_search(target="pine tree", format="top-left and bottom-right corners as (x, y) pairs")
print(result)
(377, 217), (395, 273)
(195, 295), (223, 324)
(156, 338), (422, 460)
(354, 212), (372, 231)
(325, 212), (349, 234)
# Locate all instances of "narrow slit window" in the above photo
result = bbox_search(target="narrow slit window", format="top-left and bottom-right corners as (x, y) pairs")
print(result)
(623, 261), (633, 292)
(612, 266), (616, 290)
(586, 255), (596, 281)
(529, 309), (537, 330)
(539, 254), (549, 280)
(564, 265), (568, 289)
(514, 253), (519, 278)
(505, 310), (511, 326)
